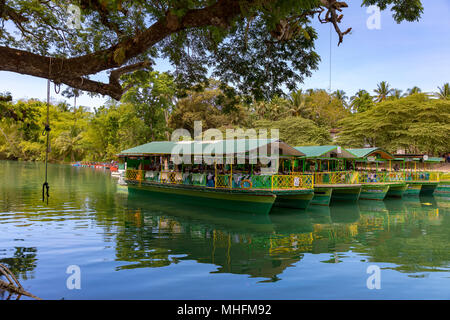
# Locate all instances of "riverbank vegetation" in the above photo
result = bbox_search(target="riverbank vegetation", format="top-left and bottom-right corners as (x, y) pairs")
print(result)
(1, 75), (449, 162)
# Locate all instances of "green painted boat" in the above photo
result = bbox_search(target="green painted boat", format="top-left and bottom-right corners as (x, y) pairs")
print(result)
(119, 139), (315, 215)
(359, 184), (390, 200)
(435, 182), (450, 194)
(330, 186), (361, 202)
(310, 187), (333, 206)
(420, 183), (438, 195)
(404, 183), (422, 196)
(385, 183), (407, 198)
(274, 190), (314, 209)
(126, 180), (278, 215)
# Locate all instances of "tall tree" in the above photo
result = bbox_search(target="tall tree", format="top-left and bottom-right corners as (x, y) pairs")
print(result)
(389, 88), (403, 100)
(350, 89), (374, 113)
(0, 1), (423, 100)
(287, 89), (309, 117)
(374, 81), (393, 102)
(332, 89), (349, 109)
(121, 70), (176, 141)
(338, 94), (450, 154)
(405, 86), (421, 96)
(436, 83), (450, 100)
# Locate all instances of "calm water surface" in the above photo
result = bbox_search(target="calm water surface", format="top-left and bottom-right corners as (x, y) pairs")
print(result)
(1, 161), (450, 300)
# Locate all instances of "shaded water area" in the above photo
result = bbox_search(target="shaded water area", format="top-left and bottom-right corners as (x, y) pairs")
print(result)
(1, 160), (449, 299)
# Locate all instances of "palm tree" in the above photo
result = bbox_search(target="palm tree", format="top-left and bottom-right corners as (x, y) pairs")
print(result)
(436, 83), (450, 100)
(405, 86), (421, 96)
(254, 101), (268, 119)
(389, 89), (403, 100)
(287, 89), (308, 117)
(332, 89), (349, 108)
(374, 81), (393, 102)
(350, 89), (374, 113)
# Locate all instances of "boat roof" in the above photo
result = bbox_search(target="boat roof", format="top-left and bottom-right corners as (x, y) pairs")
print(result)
(294, 145), (356, 159)
(118, 139), (305, 157)
(394, 154), (444, 162)
(346, 147), (395, 160)
(425, 157), (444, 162)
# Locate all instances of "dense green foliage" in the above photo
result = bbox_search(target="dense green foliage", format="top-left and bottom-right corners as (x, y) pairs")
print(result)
(0, 1), (423, 100)
(1, 77), (448, 161)
(337, 94), (450, 155)
(0, 98), (150, 161)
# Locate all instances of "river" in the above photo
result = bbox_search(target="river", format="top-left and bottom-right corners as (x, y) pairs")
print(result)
(1, 161), (449, 299)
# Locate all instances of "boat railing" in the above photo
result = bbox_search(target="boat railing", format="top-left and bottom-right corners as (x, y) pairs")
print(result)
(125, 169), (314, 191)
(313, 171), (359, 185)
(404, 171), (440, 182)
(271, 174), (314, 190)
(125, 169), (145, 181)
(216, 174), (232, 188)
(357, 171), (406, 184)
(440, 172), (450, 182)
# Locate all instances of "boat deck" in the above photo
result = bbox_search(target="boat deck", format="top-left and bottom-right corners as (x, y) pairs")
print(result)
(315, 184), (361, 188)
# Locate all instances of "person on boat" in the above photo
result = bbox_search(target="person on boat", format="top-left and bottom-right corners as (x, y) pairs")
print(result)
(206, 171), (215, 187)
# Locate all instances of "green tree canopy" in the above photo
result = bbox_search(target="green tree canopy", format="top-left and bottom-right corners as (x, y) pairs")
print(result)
(337, 94), (450, 155)
(0, 0), (423, 100)
(253, 116), (332, 146)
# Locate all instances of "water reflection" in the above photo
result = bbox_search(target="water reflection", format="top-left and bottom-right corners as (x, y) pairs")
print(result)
(114, 190), (450, 280)
(0, 161), (450, 298)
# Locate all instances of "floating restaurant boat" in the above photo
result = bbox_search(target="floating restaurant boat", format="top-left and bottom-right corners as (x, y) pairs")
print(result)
(117, 139), (314, 215)
(347, 147), (407, 200)
(435, 171), (450, 194)
(392, 154), (441, 196)
(293, 145), (361, 205)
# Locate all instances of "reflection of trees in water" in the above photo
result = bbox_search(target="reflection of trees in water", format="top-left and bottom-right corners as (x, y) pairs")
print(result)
(0, 161), (119, 222)
(110, 195), (450, 279)
(355, 198), (450, 273)
(0, 247), (37, 281)
(4, 162), (449, 282)
(111, 203), (364, 280)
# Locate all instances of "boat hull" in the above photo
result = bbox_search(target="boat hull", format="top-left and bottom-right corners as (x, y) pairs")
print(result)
(435, 182), (450, 194)
(404, 183), (422, 196)
(359, 184), (390, 200)
(386, 183), (407, 198)
(310, 187), (333, 206)
(273, 191), (314, 210)
(420, 183), (438, 195)
(126, 180), (276, 215)
(330, 186), (361, 202)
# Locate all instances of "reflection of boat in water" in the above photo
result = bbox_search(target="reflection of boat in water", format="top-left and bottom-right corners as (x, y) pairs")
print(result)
(305, 205), (333, 224)
(329, 202), (360, 223)
(418, 195), (438, 208)
(434, 194), (450, 209)
(125, 188), (274, 234)
(358, 199), (387, 213)
(269, 207), (314, 234)
(383, 198), (407, 214)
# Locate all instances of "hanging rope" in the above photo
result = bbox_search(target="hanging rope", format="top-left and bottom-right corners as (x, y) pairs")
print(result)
(42, 59), (52, 204)
(54, 82), (61, 94)
(329, 22), (332, 93)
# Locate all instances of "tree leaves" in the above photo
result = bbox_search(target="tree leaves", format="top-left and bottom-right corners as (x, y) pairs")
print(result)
(337, 94), (450, 154)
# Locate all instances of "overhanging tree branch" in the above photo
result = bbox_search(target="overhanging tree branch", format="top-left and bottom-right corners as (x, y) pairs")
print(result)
(0, 0), (355, 99)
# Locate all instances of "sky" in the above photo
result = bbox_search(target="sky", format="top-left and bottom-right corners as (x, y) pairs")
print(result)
(0, 1), (449, 109)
